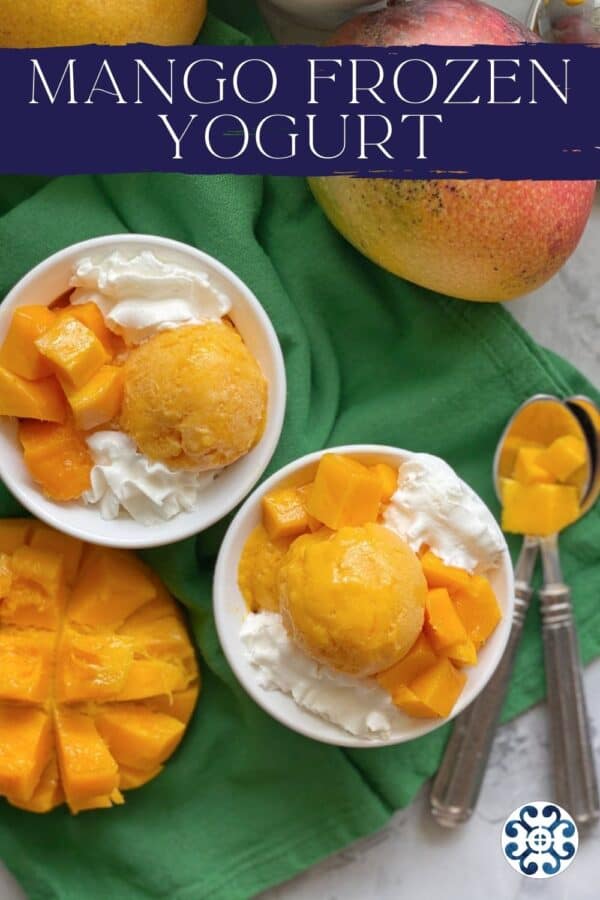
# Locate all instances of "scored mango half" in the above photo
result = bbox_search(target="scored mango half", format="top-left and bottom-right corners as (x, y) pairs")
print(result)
(0, 522), (200, 815)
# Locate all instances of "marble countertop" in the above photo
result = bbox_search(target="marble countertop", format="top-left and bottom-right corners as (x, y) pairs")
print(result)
(1, 2), (599, 897)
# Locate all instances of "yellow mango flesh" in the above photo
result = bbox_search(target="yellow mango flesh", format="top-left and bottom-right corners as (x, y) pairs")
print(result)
(59, 303), (118, 358)
(19, 419), (93, 502)
(0, 366), (67, 422)
(512, 446), (554, 485)
(262, 487), (311, 541)
(453, 575), (502, 650)
(237, 524), (292, 613)
(306, 453), (383, 530)
(406, 658), (467, 718)
(424, 587), (468, 652)
(370, 463), (398, 502)
(376, 632), (437, 693)
(420, 551), (471, 593)
(0, 525), (199, 814)
(536, 435), (587, 483)
(501, 480), (580, 536)
(0, 520), (33, 554)
(442, 638), (478, 667)
(0, 306), (56, 380)
(64, 364), (124, 431)
(36, 317), (109, 390)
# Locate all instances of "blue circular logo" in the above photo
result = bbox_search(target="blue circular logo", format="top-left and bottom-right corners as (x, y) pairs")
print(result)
(501, 802), (578, 878)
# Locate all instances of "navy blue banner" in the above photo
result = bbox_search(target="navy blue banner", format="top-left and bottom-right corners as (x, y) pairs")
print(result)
(1, 43), (599, 178)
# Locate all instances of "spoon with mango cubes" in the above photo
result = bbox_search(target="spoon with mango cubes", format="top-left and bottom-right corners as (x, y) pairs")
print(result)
(431, 394), (599, 827)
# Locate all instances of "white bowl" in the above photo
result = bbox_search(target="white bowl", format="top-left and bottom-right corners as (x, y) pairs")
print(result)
(214, 445), (514, 748)
(0, 234), (286, 549)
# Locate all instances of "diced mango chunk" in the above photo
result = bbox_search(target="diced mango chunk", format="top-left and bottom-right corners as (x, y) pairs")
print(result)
(0, 367), (67, 422)
(501, 479), (580, 536)
(536, 435), (587, 483)
(393, 684), (441, 718)
(118, 765), (163, 791)
(59, 303), (117, 358)
(453, 575), (502, 650)
(262, 487), (311, 541)
(498, 435), (543, 478)
(237, 524), (291, 613)
(0, 706), (52, 802)
(376, 633), (437, 693)
(119, 615), (193, 660)
(306, 453), (383, 530)
(2, 545), (65, 629)
(424, 587), (468, 652)
(117, 658), (190, 702)
(19, 419), (93, 502)
(56, 630), (135, 702)
(370, 463), (398, 502)
(8, 758), (63, 814)
(54, 708), (119, 813)
(0, 519), (33, 554)
(70, 549), (157, 627)
(147, 684), (200, 725)
(296, 484), (322, 532)
(512, 446), (554, 485)
(29, 524), (83, 585)
(442, 638), (478, 667)
(96, 705), (185, 771)
(406, 658), (467, 718)
(0, 306), (56, 380)
(420, 550), (471, 593)
(0, 630), (55, 702)
(35, 317), (109, 390)
(63, 364), (124, 431)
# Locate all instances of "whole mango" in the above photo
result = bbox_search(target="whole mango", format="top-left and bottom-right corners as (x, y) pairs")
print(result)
(309, 0), (596, 302)
(0, 0), (207, 47)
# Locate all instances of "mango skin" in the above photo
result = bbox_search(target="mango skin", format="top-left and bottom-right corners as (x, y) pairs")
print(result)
(0, 0), (207, 47)
(309, 0), (596, 302)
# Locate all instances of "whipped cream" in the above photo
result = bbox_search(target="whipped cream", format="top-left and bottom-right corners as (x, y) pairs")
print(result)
(70, 250), (231, 345)
(240, 611), (405, 740)
(84, 431), (214, 526)
(383, 453), (504, 573)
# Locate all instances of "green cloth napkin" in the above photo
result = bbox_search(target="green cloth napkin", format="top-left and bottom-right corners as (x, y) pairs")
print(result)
(0, 6), (599, 900)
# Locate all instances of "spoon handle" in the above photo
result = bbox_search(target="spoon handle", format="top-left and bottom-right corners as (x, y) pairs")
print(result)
(430, 538), (538, 827)
(539, 536), (600, 826)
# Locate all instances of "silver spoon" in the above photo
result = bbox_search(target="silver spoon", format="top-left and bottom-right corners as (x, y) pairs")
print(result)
(430, 394), (597, 827)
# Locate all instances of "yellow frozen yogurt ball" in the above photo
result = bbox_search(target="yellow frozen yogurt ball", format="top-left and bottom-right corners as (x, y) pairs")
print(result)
(121, 322), (268, 471)
(279, 523), (427, 677)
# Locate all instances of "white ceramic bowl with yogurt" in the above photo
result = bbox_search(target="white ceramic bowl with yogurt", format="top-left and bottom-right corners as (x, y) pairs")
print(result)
(214, 445), (514, 748)
(0, 234), (286, 549)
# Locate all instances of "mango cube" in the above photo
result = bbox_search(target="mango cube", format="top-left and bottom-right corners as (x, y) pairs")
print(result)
(35, 317), (109, 389)
(54, 708), (120, 813)
(3, 545), (65, 629)
(501, 479), (580, 536)
(29, 524), (83, 585)
(306, 454), (383, 530)
(453, 575), (502, 649)
(370, 463), (398, 502)
(8, 758), (63, 814)
(56, 630), (134, 702)
(147, 684), (200, 725)
(0, 519), (33, 554)
(512, 446), (554, 485)
(407, 658), (467, 718)
(393, 684), (443, 718)
(70, 549), (157, 627)
(262, 487), (311, 541)
(60, 303), (117, 357)
(376, 632), (437, 693)
(63, 364), (124, 431)
(96, 705), (185, 771)
(498, 435), (543, 478)
(296, 484), (321, 532)
(442, 638), (478, 667)
(0, 366), (67, 422)
(0, 630), (55, 702)
(0, 707), (52, 802)
(19, 419), (93, 502)
(420, 550), (471, 593)
(117, 658), (189, 701)
(424, 587), (468, 652)
(0, 306), (56, 380)
(536, 435), (587, 483)
(0, 554), (11, 597)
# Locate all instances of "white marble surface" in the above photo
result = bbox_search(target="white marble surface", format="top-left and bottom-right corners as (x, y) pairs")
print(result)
(1, 1), (599, 898)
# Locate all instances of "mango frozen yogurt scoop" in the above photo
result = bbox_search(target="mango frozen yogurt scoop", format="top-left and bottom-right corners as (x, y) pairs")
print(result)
(121, 321), (267, 471)
(279, 523), (427, 677)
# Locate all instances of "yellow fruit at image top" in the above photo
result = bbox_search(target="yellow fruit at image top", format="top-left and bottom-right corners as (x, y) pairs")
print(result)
(278, 523), (427, 677)
(0, 522), (199, 814)
(0, 0), (208, 48)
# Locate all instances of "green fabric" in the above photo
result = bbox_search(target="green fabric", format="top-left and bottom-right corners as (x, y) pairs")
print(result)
(1, 6), (599, 900)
